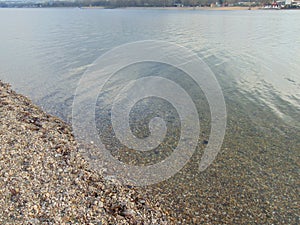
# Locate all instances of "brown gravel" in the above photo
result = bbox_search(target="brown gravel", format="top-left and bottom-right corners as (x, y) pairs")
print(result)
(0, 81), (170, 225)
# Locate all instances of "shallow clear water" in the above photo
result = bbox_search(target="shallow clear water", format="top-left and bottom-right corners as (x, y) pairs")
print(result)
(0, 8), (299, 223)
(0, 8), (299, 123)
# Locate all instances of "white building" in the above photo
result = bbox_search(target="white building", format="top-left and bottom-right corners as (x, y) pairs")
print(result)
(286, 0), (300, 5)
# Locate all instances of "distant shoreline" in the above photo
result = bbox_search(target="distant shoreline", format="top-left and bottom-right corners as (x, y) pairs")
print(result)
(81, 6), (261, 11)
(2, 6), (299, 10)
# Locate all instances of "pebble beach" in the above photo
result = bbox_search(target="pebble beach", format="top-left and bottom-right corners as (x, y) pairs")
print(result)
(1, 6), (300, 224)
(0, 79), (299, 224)
(0, 81), (169, 224)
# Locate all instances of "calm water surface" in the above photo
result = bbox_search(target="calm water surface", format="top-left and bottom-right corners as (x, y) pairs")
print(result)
(0, 8), (299, 223)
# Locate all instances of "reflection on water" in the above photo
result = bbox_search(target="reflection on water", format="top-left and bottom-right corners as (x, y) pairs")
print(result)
(0, 8), (299, 223)
(0, 9), (299, 125)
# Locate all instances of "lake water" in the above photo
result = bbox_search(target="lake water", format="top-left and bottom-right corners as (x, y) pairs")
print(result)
(0, 8), (299, 223)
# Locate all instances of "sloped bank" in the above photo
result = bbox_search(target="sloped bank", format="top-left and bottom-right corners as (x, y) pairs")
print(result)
(0, 81), (169, 224)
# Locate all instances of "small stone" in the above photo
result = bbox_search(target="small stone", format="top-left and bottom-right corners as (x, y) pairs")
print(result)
(120, 209), (135, 218)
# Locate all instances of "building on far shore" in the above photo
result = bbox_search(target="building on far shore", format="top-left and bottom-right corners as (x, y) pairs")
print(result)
(285, 0), (300, 7)
(174, 3), (184, 7)
(263, 0), (300, 8)
(292, 0), (300, 6)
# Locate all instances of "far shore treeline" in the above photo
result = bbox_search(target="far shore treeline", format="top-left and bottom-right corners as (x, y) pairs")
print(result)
(0, 0), (274, 8)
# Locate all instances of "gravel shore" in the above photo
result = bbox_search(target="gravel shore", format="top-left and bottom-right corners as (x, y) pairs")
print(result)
(1, 80), (299, 224)
(0, 81), (169, 224)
